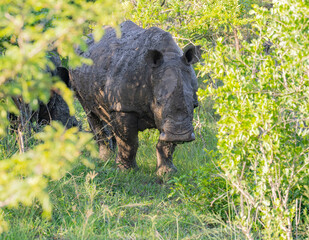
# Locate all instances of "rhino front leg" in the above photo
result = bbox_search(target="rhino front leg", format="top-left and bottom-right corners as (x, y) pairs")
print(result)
(87, 111), (113, 161)
(111, 112), (139, 170)
(156, 141), (177, 176)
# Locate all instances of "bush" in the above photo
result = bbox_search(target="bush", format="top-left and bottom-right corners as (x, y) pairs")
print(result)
(128, 0), (309, 238)
(205, 1), (309, 238)
(0, 0), (120, 233)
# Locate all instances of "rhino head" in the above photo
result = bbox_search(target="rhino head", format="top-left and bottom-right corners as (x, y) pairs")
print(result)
(146, 45), (201, 143)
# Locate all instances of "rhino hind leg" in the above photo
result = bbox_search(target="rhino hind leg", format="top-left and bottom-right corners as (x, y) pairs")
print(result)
(111, 112), (138, 170)
(87, 111), (114, 161)
(156, 141), (177, 176)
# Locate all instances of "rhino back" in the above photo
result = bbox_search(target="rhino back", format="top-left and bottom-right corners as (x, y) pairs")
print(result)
(71, 21), (182, 118)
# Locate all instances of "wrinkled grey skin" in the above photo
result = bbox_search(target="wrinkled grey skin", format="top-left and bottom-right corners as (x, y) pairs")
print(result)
(37, 53), (78, 128)
(70, 21), (200, 175)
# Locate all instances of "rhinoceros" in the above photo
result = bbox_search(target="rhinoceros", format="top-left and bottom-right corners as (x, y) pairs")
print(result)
(9, 52), (78, 131)
(69, 21), (200, 175)
(37, 53), (79, 128)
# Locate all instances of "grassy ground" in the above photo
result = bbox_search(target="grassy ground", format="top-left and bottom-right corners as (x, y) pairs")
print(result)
(1, 101), (244, 239)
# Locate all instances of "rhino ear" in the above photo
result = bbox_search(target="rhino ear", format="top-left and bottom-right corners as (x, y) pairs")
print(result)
(182, 45), (201, 65)
(145, 49), (164, 68)
(57, 67), (71, 88)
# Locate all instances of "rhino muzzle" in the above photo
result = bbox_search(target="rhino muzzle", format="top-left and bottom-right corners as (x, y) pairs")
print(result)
(159, 118), (195, 143)
(159, 131), (195, 143)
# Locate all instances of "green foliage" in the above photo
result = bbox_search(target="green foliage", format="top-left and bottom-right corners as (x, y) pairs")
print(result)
(0, 0), (121, 127)
(205, 0), (309, 238)
(127, 0), (260, 55)
(128, 0), (309, 238)
(0, 0), (121, 233)
(0, 123), (97, 228)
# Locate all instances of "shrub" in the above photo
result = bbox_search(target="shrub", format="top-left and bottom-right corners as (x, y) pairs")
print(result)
(205, 1), (309, 238)
(0, 0), (120, 232)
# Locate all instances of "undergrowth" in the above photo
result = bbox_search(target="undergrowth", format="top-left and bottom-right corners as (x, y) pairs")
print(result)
(0, 100), (244, 239)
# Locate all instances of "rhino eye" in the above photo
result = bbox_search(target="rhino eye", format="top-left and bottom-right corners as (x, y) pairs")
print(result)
(145, 49), (164, 67)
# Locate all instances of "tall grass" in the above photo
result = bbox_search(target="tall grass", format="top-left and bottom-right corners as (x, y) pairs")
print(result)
(0, 100), (245, 239)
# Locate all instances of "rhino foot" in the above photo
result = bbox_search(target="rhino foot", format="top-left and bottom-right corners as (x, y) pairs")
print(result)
(116, 162), (139, 171)
(116, 156), (138, 171)
(156, 164), (177, 176)
(99, 145), (112, 161)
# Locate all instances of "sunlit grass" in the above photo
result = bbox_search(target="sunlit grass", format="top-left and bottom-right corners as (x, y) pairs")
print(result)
(1, 100), (245, 239)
